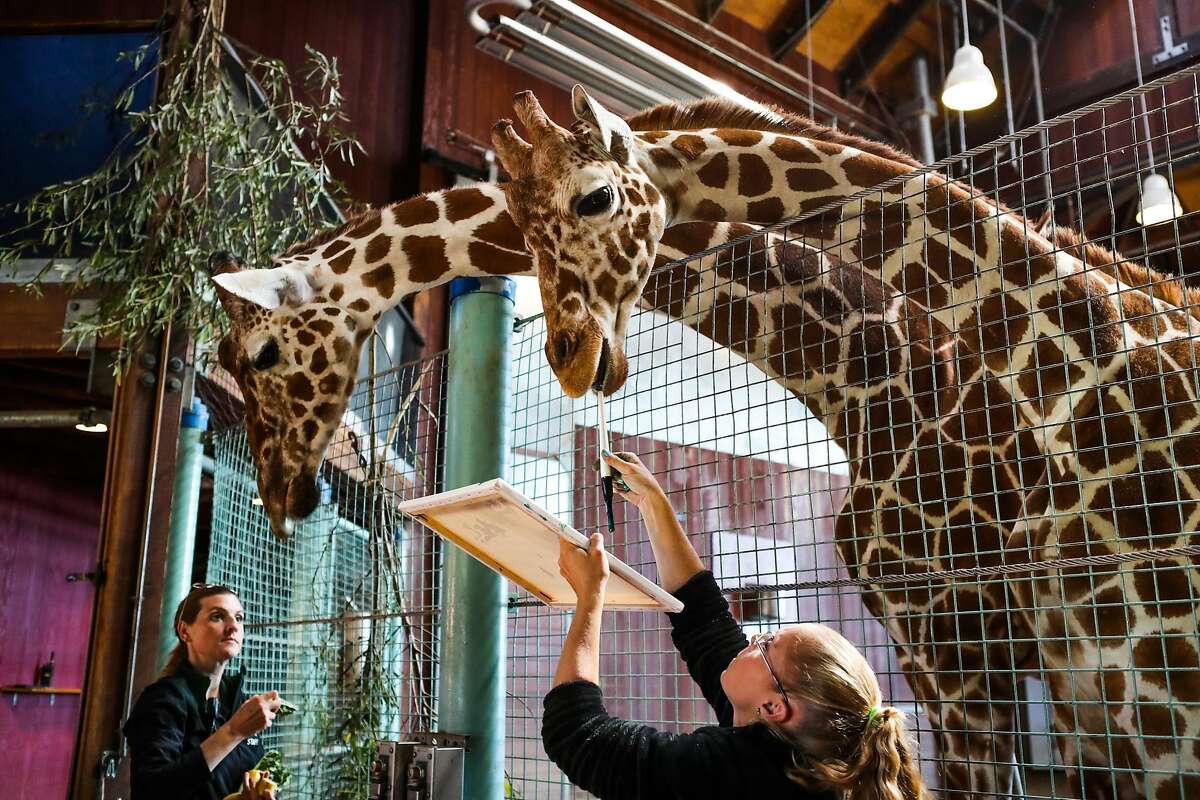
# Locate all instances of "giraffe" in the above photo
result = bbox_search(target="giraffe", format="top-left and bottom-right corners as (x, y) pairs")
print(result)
(209, 181), (529, 537)
(490, 86), (1200, 799)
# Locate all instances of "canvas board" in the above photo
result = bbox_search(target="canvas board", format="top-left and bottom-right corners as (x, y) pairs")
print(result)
(397, 479), (683, 612)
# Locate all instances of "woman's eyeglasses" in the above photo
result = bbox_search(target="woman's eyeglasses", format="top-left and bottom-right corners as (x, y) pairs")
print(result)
(751, 631), (790, 707)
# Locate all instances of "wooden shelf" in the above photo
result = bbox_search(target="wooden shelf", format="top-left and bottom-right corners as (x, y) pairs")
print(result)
(1, 685), (81, 705)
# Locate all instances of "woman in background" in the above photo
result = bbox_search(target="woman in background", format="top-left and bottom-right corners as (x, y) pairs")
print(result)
(124, 583), (282, 800)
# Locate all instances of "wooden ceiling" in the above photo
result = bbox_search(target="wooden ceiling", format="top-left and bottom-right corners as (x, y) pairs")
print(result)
(668, 0), (1048, 120)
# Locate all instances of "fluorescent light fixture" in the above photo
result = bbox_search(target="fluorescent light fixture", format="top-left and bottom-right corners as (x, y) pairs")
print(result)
(1136, 172), (1184, 226)
(941, 44), (998, 111)
(75, 406), (109, 433)
(469, 0), (780, 121)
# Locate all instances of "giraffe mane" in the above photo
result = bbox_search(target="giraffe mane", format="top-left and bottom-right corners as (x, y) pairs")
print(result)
(274, 204), (381, 262)
(629, 97), (1198, 318)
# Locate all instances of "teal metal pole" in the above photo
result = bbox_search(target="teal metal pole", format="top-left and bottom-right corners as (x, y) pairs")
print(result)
(438, 276), (514, 799)
(156, 398), (208, 672)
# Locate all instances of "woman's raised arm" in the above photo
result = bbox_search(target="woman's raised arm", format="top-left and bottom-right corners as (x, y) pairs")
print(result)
(603, 451), (704, 593)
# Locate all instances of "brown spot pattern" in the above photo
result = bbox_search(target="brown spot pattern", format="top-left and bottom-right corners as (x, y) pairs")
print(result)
(769, 138), (821, 163)
(468, 241), (533, 275)
(361, 263), (395, 300)
(392, 196), (440, 227)
(670, 134), (707, 159)
(404, 235), (451, 283)
(737, 153), (772, 197)
(287, 373), (314, 402)
(695, 199), (727, 221)
(329, 249), (355, 274)
(365, 233), (392, 263)
(840, 155), (894, 189)
(696, 153), (729, 188)
(786, 167), (837, 192)
(747, 197), (785, 224)
(446, 187), (495, 222)
(715, 129), (762, 147)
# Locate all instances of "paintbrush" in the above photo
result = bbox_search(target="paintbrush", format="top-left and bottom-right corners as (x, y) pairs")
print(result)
(596, 390), (615, 533)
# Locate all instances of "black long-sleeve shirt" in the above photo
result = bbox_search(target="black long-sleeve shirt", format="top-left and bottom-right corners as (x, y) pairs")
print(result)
(542, 570), (837, 799)
(123, 661), (264, 800)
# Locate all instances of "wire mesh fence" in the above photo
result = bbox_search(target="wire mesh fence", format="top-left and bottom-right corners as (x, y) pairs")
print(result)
(205, 64), (1200, 799)
(207, 353), (446, 797)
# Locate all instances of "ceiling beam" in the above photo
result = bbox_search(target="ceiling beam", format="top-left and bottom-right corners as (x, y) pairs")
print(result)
(767, 0), (836, 61)
(839, 0), (930, 95)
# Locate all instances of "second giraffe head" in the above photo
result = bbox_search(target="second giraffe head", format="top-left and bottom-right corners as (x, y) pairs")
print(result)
(493, 86), (667, 398)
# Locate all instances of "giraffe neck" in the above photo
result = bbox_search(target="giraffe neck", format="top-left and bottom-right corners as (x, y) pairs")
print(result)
(277, 183), (533, 321)
(635, 128), (1200, 458)
(649, 225), (950, 464)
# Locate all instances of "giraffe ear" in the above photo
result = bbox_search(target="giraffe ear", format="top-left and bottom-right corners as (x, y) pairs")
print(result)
(571, 85), (635, 165)
(212, 266), (314, 310)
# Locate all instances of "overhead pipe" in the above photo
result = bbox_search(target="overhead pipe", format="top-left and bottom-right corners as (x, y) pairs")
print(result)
(528, 0), (780, 118)
(469, 0), (780, 119)
(909, 54), (937, 164)
(0, 407), (112, 429)
(477, 13), (673, 111)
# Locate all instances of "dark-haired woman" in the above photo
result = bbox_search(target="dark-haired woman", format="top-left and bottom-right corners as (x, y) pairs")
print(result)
(124, 584), (282, 800)
(544, 451), (928, 800)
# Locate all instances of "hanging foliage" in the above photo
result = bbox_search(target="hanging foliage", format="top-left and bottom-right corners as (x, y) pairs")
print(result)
(0, 1), (362, 366)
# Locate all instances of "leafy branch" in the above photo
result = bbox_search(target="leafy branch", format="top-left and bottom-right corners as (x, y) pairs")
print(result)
(0, 1), (362, 367)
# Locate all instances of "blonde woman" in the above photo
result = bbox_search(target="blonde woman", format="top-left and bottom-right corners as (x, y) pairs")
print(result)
(544, 451), (927, 800)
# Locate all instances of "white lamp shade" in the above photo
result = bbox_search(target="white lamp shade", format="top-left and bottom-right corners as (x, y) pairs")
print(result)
(1136, 172), (1184, 225)
(941, 44), (998, 111)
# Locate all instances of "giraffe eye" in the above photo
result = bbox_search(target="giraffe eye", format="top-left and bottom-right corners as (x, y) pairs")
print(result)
(251, 339), (279, 371)
(575, 186), (613, 217)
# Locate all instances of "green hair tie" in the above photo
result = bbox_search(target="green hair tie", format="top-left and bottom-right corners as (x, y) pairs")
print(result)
(864, 706), (884, 731)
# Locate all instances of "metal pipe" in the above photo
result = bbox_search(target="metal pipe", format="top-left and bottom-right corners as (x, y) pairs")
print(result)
(155, 398), (208, 672)
(483, 15), (674, 110)
(533, 0), (780, 118)
(910, 54), (937, 163)
(470, 0), (883, 134)
(437, 276), (515, 800)
(0, 408), (111, 428)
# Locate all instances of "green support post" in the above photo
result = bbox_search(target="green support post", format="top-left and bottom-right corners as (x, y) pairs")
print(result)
(156, 398), (208, 672)
(438, 276), (515, 799)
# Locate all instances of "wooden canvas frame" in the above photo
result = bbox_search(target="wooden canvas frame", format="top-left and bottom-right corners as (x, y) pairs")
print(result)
(397, 479), (683, 612)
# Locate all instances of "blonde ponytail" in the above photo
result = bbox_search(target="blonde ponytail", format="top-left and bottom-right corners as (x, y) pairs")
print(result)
(761, 625), (928, 800)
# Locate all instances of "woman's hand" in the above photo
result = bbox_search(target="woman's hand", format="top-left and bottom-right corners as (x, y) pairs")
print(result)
(226, 691), (282, 738)
(238, 769), (277, 800)
(558, 533), (610, 606)
(602, 451), (668, 513)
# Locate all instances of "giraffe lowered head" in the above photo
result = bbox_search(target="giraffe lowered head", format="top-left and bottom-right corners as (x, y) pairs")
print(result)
(493, 86), (666, 397)
(210, 252), (371, 538)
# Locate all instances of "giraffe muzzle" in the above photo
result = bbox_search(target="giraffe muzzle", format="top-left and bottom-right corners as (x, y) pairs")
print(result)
(591, 337), (610, 394)
(286, 471), (321, 521)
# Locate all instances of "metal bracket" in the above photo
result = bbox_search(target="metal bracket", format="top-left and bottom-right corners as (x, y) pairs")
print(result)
(411, 730), (469, 750)
(63, 299), (99, 352)
(1152, 14), (1189, 65)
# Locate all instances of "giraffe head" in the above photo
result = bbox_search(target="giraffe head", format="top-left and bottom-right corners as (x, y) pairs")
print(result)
(493, 86), (666, 397)
(210, 252), (370, 538)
